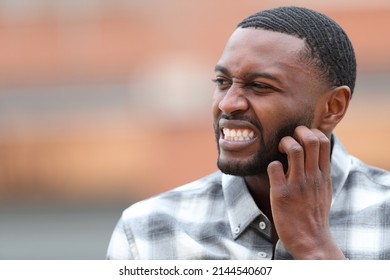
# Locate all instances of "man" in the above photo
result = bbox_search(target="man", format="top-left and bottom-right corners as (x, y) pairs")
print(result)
(107, 6), (390, 259)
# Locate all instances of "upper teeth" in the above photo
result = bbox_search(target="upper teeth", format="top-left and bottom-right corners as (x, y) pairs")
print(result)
(223, 128), (255, 141)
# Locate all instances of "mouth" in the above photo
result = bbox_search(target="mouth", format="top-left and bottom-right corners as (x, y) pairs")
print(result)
(222, 128), (255, 142)
(218, 119), (259, 152)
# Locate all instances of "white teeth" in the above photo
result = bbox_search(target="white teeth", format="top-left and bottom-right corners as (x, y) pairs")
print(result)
(222, 128), (255, 141)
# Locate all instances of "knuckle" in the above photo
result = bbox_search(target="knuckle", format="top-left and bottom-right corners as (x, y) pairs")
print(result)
(304, 135), (319, 148)
(318, 135), (330, 146)
(289, 144), (304, 156)
(277, 186), (291, 200)
(312, 129), (330, 144)
(310, 175), (321, 189)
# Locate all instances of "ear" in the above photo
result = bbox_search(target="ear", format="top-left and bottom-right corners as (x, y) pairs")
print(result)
(317, 86), (351, 134)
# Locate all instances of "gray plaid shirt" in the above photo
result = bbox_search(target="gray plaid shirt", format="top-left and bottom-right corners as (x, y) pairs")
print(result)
(107, 136), (390, 259)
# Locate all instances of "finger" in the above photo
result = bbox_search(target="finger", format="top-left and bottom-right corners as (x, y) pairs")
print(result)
(267, 160), (287, 187)
(278, 135), (304, 179)
(293, 126), (320, 175)
(268, 160), (290, 204)
(311, 129), (331, 174)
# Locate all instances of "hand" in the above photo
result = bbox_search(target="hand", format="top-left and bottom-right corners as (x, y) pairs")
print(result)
(267, 126), (345, 259)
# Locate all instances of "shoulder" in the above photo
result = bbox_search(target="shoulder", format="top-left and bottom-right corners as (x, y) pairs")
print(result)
(349, 156), (390, 190)
(334, 154), (390, 216)
(331, 136), (390, 193)
(121, 171), (223, 222)
(331, 156), (390, 259)
(108, 171), (227, 259)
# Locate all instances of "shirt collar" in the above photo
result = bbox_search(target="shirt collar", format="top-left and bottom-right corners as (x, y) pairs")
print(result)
(222, 174), (261, 239)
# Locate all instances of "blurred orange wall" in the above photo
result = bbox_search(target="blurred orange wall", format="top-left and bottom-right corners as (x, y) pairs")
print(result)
(0, 1), (389, 202)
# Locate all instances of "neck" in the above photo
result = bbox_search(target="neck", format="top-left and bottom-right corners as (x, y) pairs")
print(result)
(245, 174), (278, 244)
(244, 174), (271, 217)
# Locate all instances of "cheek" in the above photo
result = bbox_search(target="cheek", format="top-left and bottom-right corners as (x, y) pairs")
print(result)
(251, 100), (285, 124)
(212, 92), (222, 117)
(251, 100), (297, 136)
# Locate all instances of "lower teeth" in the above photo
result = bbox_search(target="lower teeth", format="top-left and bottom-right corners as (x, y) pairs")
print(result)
(226, 136), (251, 141)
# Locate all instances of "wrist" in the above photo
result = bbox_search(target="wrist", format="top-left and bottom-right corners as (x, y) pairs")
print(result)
(291, 239), (345, 260)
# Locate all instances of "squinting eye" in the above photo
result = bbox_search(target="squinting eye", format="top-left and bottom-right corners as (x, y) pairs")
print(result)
(251, 82), (270, 89)
(212, 78), (226, 85)
(212, 78), (231, 89)
(249, 82), (275, 93)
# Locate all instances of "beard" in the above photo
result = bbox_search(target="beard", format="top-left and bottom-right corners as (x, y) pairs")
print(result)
(214, 112), (314, 177)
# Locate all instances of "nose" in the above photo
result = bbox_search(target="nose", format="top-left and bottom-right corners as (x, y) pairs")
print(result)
(218, 84), (249, 115)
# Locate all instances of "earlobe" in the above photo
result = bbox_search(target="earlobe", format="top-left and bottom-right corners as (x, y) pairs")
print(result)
(318, 86), (351, 134)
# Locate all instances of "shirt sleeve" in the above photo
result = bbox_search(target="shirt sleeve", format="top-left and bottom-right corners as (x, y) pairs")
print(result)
(106, 217), (136, 260)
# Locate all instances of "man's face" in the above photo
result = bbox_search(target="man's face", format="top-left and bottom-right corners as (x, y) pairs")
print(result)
(212, 28), (326, 176)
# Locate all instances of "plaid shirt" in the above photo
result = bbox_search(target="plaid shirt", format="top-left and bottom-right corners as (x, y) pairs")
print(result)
(106, 136), (390, 259)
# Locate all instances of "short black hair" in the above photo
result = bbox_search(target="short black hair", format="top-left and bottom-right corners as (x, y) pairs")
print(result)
(238, 6), (356, 95)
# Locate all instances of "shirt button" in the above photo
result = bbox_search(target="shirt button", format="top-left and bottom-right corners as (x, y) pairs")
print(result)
(259, 221), (267, 230)
(258, 251), (267, 258)
(234, 227), (240, 234)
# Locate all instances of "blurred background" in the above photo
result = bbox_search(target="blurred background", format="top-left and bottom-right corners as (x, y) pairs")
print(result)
(0, 0), (389, 259)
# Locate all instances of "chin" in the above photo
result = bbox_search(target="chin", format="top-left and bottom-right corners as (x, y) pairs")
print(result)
(217, 157), (267, 177)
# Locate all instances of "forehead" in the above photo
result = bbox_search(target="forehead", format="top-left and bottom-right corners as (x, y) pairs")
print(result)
(216, 28), (309, 77)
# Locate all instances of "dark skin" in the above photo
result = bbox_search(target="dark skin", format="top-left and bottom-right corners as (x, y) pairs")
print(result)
(212, 28), (351, 259)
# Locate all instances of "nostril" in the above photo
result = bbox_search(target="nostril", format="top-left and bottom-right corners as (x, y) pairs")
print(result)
(218, 90), (249, 115)
(219, 100), (249, 115)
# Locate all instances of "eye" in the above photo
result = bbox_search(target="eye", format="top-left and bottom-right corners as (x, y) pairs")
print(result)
(212, 77), (231, 90)
(250, 82), (270, 89)
(248, 82), (275, 93)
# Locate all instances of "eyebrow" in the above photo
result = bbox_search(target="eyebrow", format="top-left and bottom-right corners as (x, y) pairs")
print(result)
(214, 65), (230, 75)
(214, 64), (283, 85)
